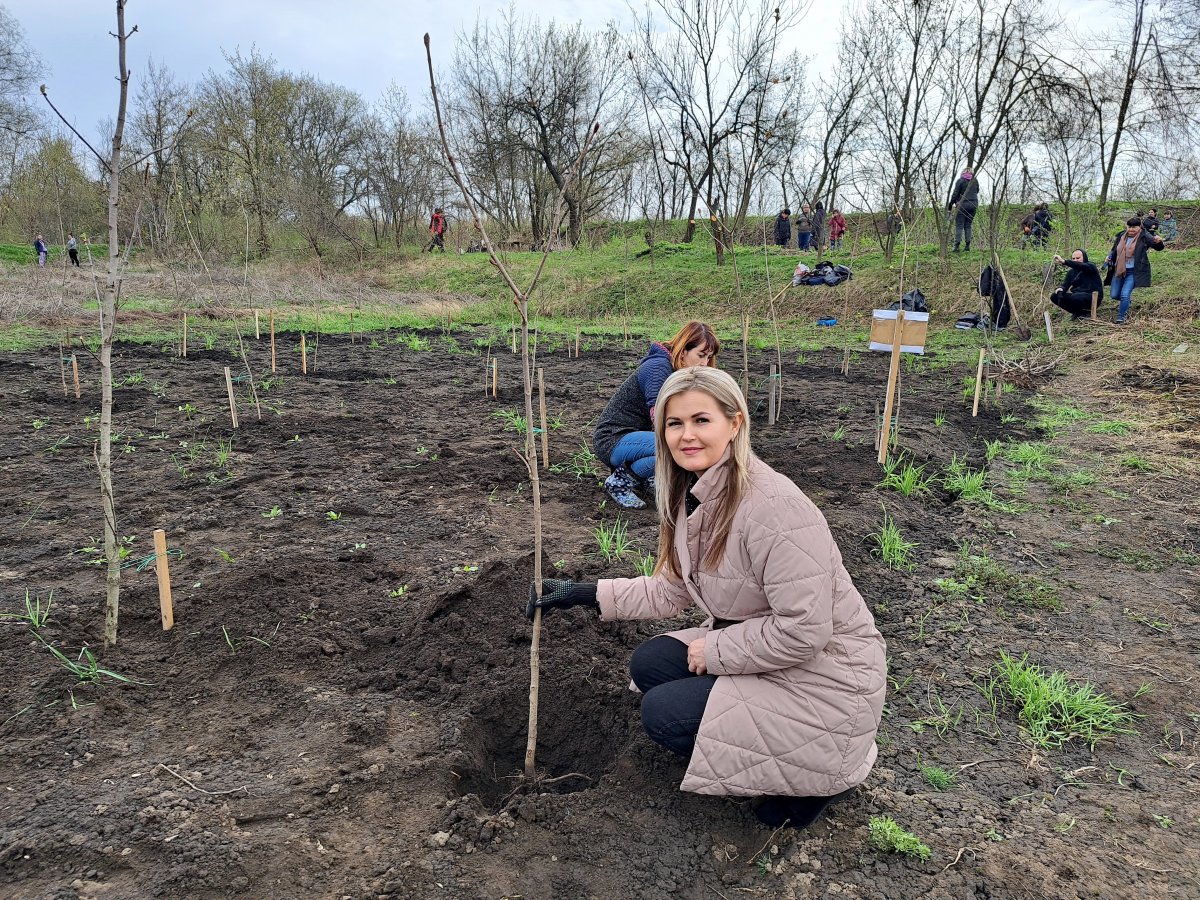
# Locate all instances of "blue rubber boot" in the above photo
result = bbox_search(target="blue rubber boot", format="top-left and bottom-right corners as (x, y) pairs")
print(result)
(604, 467), (646, 509)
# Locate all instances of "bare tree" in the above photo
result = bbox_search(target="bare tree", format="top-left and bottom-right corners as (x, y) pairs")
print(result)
(633, 0), (805, 261)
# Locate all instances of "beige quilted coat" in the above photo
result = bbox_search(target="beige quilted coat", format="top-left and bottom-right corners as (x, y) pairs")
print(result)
(597, 451), (886, 798)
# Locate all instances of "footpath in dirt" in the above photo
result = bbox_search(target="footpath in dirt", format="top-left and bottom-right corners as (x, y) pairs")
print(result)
(1, 327), (1197, 899)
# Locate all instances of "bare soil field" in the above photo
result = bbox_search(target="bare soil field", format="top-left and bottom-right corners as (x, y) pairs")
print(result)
(1, 327), (1197, 899)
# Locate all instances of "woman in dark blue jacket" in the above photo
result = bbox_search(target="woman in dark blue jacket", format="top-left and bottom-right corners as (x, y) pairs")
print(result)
(1103, 218), (1165, 324)
(592, 322), (720, 508)
(1049, 250), (1103, 317)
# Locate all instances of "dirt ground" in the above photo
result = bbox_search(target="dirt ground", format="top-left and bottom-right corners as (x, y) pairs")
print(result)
(1, 324), (1197, 899)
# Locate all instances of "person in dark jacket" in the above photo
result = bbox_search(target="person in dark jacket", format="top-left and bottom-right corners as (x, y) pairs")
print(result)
(948, 169), (980, 252)
(812, 201), (826, 252)
(773, 209), (792, 248)
(1159, 210), (1178, 243)
(1049, 250), (1103, 318)
(1032, 203), (1052, 247)
(593, 321), (720, 509)
(795, 204), (814, 251)
(424, 208), (447, 252)
(1142, 208), (1160, 235)
(1103, 218), (1165, 324)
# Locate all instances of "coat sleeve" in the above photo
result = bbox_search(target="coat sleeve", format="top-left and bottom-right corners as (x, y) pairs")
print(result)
(598, 573), (693, 622)
(637, 354), (673, 414)
(703, 500), (835, 675)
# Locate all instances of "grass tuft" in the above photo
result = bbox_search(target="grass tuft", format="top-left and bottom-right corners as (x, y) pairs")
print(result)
(868, 816), (932, 861)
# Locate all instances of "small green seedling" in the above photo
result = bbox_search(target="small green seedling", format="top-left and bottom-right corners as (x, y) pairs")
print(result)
(879, 456), (933, 497)
(934, 410), (946, 427)
(325, 511), (341, 522)
(262, 506), (282, 519)
(634, 551), (655, 577)
(214, 548), (236, 565)
(222, 626), (237, 654)
(388, 586), (410, 598)
(31, 418), (47, 430)
(868, 816), (931, 861)
(1154, 815), (1174, 829)
(595, 518), (636, 562)
(0, 590), (54, 629)
(921, 765), (955, 791)
(871, 515), (917, 570)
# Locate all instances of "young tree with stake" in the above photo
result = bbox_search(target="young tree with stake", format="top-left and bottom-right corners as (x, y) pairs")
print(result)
(424, 33), (596, 778)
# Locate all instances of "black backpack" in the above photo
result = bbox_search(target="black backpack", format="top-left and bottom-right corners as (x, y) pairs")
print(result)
(889, 288), (928, 313)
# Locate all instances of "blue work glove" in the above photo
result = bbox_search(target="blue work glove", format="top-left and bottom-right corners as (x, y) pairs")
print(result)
(526, 578), (598, 621)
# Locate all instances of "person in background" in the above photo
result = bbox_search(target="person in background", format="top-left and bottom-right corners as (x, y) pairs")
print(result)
(773, 208), (792, 248)
(1049, 249), (1103, 319)
(424, 208), (447, 252)
(1032, 203), (1053, 247)
(1159, 210), (1178, 243)
(812, 201), (826, 253)
(34, 233), (47, 268)
(67, 233), (80, 267)
(592, 321), (721, 509)
(1142, 207), (1160, 235)
(828, 208), (847, 251)
(794, 204), (814, 252)
(948, 168), (979, 252)
(1103, 217), (1165, 325)
(531, 366), (886, 830)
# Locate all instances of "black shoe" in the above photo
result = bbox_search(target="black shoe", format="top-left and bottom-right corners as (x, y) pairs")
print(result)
(751, 788), (856, 829)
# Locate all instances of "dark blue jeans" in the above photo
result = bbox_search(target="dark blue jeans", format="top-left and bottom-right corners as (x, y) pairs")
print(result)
(611, 431), (656, 480)
(630, 635), (715, 757)
(797, 232), (812, 251)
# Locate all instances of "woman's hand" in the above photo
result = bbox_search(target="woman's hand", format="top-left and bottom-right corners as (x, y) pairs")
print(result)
(687, 637), (708, 675)
(1053, 254), (1064, 265)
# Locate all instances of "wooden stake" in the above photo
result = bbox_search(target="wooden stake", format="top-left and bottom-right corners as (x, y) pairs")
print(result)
(59, 341), (68, 396)
(1090, 290), (1099, 322)
(71, 354), (81, 400)
(971, 348), (986, 417)
(223, 366), (239, 428)
(538, 367), (549, 468)
(153, 528), (174, 631)
(575, 329), (580, 358)
(300, 333), (307, 375)
(768, 362), (778, 425)
(253, 309), (260, 339)
(181, 313), (188, 358)
(877, 309), (905, 466)
(491, 358), (498, 398)
(270, 310), (276, 372)
(740, 312), (750, 397)
(874, 400), (881, 451)
(511, 323), (517, 353)
(1043, 309), (1054, 343)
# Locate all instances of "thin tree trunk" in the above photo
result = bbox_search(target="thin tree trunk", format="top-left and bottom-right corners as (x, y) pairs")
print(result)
(101, 0), (132, 647)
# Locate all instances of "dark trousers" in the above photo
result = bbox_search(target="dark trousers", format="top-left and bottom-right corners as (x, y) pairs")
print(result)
(796, 232), (812, 251)
(954, 207), (976, 248)
(1050, 290), (1095, 316)
(630, 636), (715, 757)
(629, 634), (853, 829)
(69, 249), (80, 266)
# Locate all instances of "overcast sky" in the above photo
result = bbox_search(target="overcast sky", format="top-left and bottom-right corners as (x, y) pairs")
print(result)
(8, 0), (1114, 144)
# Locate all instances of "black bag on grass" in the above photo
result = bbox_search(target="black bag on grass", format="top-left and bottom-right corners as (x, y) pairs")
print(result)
(888, 288), (928, 313)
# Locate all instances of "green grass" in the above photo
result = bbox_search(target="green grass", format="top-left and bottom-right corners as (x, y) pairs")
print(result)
(990, 651), (1137, 749)
(946, 544), (1061, 609)
(879, 455), (934, 498)
(920, 765), (956, 791)
(1001, 441), (1057, 470)
(1088, 420), (1134, 436)
(1028, 397), (1090, 437)
(871, 514), (917, 570)
(868, 816), (932, 861)
(594, 518), (635, 562)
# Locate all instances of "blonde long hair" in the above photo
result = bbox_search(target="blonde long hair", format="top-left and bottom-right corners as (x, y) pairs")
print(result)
(652, 367), (752, 579)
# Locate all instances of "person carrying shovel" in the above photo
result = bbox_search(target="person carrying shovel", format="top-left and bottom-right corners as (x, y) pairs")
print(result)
(531, 367), (886, 829)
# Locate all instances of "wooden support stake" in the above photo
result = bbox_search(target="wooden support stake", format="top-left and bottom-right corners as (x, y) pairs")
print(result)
(575, 329), (580, 358)
(71, 354), (81, 400)
(59, 341), (68, 396)
(223, 366), (239, 428)
(511, 324), (517, 353)
(877, 310), (905, 465)
(270, 311), (277, 372)
(1043, 309), (1054, 343)
(538, 367), (549, 469)
(491, 358), (498, 398)
(300, 334), (307, 375)
(1090, 291), (1099, 321)
(181, 313), (188, 358)
(874, 400), (881, 451)
(971, 348), (986, 417)
(153, 528), (174, 631)
(768, 363), (778, 425)
(254, 309), (260, 340)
